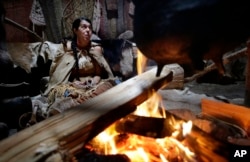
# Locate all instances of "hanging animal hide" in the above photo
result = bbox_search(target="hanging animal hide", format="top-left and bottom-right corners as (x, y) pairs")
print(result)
(92, 0), (101, 35)
(29, 0), (46, 26)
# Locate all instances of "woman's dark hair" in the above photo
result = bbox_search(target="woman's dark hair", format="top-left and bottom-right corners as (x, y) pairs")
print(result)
(71, 17), (92, 80)
(72, 17), (92, 33)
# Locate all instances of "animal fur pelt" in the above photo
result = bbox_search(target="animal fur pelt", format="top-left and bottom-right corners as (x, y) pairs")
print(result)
(6, 41), (60, 73)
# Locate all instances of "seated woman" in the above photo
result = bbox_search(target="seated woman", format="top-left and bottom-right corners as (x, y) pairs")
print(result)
(42, 17), (116, 117)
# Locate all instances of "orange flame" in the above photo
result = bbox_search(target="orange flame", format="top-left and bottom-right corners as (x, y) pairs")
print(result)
(134, 90), (166, 118)
(136, 49), (148, 75)
(135, 49), (166, 118)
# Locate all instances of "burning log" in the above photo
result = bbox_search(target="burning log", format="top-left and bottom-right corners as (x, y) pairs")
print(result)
(115, 114), (176, 138)
(115, 110), (247, 141)
(169, 109), (248, 143)
(114, 107), (249, 161)
(0, 64), (176, 162)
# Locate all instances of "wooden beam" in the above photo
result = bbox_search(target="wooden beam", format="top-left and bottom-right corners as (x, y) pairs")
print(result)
(0, 64), (176, 162)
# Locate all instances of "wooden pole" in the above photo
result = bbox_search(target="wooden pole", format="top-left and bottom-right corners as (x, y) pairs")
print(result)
(244, 40), (250, 107)
(4, 17), (43, 41)
(0, 64), (176, 162)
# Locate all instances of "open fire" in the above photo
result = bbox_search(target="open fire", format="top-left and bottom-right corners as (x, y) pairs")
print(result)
(83, 92), (195, 162)
(80, 50), (196, 162)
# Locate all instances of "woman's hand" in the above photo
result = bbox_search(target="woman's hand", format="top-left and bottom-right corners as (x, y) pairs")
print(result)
(71, 76), (101, 89)
(92, 76), (101, 85)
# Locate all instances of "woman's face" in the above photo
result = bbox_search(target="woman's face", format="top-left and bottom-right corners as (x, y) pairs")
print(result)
(74, 20), (92, 43)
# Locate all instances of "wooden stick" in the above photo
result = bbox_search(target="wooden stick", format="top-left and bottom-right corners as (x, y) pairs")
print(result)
(4, 17), (43, 41)
(0, 64), (175, 162)
(185, 47), (247, 83)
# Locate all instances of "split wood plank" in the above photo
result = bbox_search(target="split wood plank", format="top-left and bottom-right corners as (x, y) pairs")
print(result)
(0, 64), (177, 162)
(201, 99), (250, 135)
